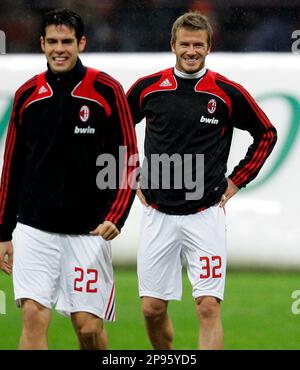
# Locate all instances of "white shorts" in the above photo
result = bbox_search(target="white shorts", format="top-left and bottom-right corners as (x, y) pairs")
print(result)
(12, 223), (115, 321)
(138, 205), (227, 301)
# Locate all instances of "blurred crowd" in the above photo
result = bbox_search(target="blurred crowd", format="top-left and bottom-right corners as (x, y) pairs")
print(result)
(0, 0), (299, 53)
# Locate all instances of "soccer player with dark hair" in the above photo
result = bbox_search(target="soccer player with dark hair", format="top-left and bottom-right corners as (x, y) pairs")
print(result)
(0, 8), (138, 349)
(127, 12), (277, 349)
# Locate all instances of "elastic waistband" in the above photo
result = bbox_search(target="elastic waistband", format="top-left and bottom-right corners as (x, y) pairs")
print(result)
(149, 202), (209, 215)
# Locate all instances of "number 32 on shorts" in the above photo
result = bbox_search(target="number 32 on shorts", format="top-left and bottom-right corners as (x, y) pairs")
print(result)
(199, 256), (222, 279)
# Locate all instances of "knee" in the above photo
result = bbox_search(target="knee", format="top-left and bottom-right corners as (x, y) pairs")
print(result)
(141, 298), (167, 322)
(21, 299), (50, 334)
(196, 296), (221, 322)
(74, 318), (102, 342)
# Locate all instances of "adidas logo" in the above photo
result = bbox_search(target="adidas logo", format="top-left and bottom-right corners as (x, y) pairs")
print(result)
(38, 85), (48, 94)
(200, 115), (219, 125)
(159, 78), (172, 87)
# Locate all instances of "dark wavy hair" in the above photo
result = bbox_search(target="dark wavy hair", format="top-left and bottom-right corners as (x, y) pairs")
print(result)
(41, 8), (85, 42)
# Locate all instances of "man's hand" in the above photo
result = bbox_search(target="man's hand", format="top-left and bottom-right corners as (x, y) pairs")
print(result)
(90, 221), (120, 241)
(137, 183), (149, 207)
(219, 177), (239, 208)
(0, 241), (13, 275)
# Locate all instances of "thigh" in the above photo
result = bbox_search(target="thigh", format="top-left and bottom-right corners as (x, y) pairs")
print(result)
(138, 206), (182, 301)
(56, 234), (115, 321)
(12, 223), (62, 309)
(181, 206), (227, 301)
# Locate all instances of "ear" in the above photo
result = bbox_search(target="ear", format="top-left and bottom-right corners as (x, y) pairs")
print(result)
(78, 36), (87, 52)
(170, 41), (176, 53)
(40, 36), (45, 52)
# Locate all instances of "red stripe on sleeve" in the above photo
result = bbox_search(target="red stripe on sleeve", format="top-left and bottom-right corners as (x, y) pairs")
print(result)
(0, 126), (16, 221)
(0, 78), (37, 221)
(96, 73), (137, 226)
(97, 75), (133, 223)
(216, 76), (275, 187)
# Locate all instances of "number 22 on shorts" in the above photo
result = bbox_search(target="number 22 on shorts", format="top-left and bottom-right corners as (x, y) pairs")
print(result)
(199, 256), (222, 279)
(74, 267), (99, 293)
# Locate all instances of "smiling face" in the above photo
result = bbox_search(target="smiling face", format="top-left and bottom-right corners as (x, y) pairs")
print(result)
(40, 24), (86, 74)
(171, 27), (211, 74)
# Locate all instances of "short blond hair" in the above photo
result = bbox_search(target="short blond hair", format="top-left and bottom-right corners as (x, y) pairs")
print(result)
(171, 12), (213, 47)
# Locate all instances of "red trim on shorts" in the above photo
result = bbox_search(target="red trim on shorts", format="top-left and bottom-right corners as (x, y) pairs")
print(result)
(104, 283), (115, 320)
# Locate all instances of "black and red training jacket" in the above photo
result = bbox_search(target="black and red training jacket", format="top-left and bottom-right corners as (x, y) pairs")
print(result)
(127, 67), (277, 215)
(0, 59), (138, 241)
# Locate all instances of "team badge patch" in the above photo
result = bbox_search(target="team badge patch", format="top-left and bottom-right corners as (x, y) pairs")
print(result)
(207, 99), (217, 114)
(79, 105), (90, 122)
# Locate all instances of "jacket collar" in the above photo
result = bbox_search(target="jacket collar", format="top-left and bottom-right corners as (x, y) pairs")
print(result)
(45, 58), (86, 86)
(173, 66), (207, 80)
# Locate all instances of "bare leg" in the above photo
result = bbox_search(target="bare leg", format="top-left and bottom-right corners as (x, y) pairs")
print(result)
(141, 297), (173, 349)
(71, 312), (107, 350)
(19, 299), (51, 350)
(196, 296), (223, 350)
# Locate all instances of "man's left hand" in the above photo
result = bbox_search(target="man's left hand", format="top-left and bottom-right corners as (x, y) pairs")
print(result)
(219, 178), (239, 208)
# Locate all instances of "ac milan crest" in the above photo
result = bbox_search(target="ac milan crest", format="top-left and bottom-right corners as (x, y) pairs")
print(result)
(207, 99), (217, 114)
(79, 105), (90, 122)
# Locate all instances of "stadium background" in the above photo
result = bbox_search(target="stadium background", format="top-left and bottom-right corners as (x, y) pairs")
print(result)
(0, 0), (300, 349)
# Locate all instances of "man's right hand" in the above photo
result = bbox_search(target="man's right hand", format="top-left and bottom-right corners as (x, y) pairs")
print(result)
(0, 241), (13, 275)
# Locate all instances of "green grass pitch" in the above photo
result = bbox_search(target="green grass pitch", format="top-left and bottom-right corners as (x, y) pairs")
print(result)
(0, 269), (300, 350)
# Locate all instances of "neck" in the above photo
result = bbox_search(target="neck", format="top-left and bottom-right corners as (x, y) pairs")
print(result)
(46, 58), (86, 84)
(174, 66), (206, 79)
